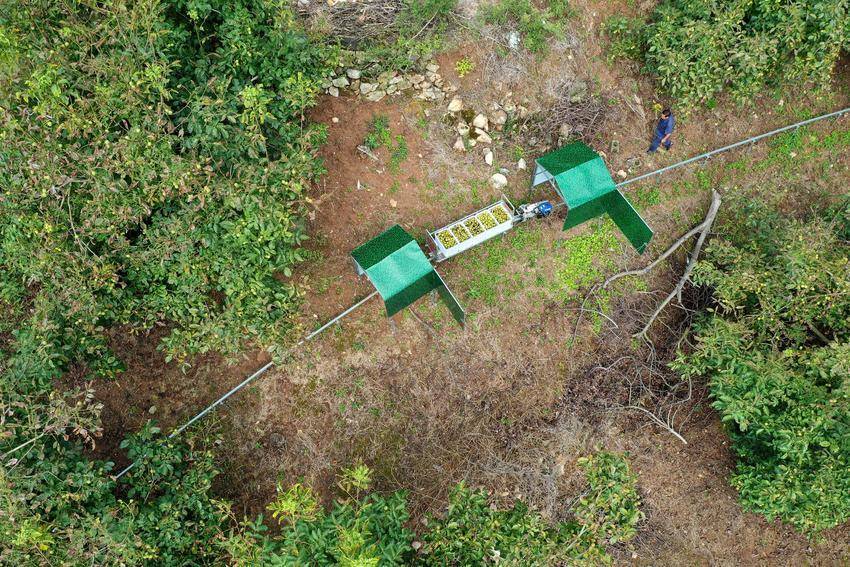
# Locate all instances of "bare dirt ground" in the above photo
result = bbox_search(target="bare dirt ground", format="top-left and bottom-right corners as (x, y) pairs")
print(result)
(80, 0), (850, 563)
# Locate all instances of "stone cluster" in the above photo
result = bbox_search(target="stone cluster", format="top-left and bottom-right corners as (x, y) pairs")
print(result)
(320, 56), (457, 103)
(446, 93), (529, 174)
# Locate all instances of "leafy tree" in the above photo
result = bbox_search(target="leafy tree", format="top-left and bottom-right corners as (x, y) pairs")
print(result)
(673, 197), (850, 533)
(1, 2), (335, 563)
(605, 0), (850, 107)
(0, 0), (335, 368)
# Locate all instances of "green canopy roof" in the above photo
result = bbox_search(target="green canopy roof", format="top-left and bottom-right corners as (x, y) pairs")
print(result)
(352, 225), (464, 323)
(533, 142), (654, 254)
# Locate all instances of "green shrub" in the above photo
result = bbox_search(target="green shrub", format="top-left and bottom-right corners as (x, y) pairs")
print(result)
(265, 465), (414, 566)
(422, 451), (642, 565)
(605, 0), (850, 107)
(0, 0), (335, 366)
(673, 198), (850, 533)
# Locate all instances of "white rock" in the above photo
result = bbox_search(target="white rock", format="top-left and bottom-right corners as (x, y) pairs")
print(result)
(365, 90), (386, 102)
(332, 116), (339, 123)
(426, 62), (439, 73)
(386, 84), (397, 94)
(328, 86), (339, 97)
(410, 74), (425, 85)
(447, 97), (463, 113)
(456, 122), (470, 136)
(332, 76), (349, 88)
(490, 173), (508, 190)
(389, 75), (405, 85)
(617, 170), (628, 179)
(484, 149), (494, 165)
(517, 158), (527, 170)
(475, 128), (492, 144)
(360, 82), (377, 94)
(346, 69), (361, 79)
(390, 199), (398, 208)
(507, 31), (521, 50)
(468, 137), (477, 147)
(490, 109), (508, 129)
(472, 113), (489, 130)
(453, 137), (466, 152)
(377, 71), (396, 84)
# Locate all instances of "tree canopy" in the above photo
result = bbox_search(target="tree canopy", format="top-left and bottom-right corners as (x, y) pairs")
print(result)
(674, 197), (850, 533)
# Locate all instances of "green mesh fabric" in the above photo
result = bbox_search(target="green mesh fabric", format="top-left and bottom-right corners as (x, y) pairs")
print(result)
(562, 196), (607, 231)
(351, 224), (413, 270)
(383, 270), (441, 317)
(365, 240), (434, 299)
(605, 191), (654, 254)
(538, 143), (653, 254)
(436, 272), (465, 325)
(352, 224), (464, 322)
(536, 143), (617, 209)
(536, 142), (598, 175)
(562, 191), (654, 254)
(554, 156), (617, 208)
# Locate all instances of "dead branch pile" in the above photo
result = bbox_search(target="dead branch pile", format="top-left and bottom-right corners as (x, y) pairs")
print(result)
(296, 0), (404, 47)
(522, 80), (613, 148)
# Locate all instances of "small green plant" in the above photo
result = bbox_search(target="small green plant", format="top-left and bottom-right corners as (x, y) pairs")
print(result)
(454, 56), (474, 77)
(389, 135), (409, 172)
(267, 483), (321, 525)
(364, 115), (392, 150)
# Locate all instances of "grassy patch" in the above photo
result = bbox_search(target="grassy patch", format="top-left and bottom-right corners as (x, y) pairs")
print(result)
(481, 0), (572, 54)
(551, 220), (620, 300)
(364, 115), (409, 173)
(389, 135), (409, 172)
(461, 225), (543, 306)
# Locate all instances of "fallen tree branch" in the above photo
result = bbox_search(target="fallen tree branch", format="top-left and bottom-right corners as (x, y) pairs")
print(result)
(618, 404), (688, 445)
(605, 190), (722, 340)
(356, 145), (380, 161)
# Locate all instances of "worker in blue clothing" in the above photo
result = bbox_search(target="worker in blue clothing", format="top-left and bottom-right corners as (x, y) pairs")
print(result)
(648, 108), (675, 153)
